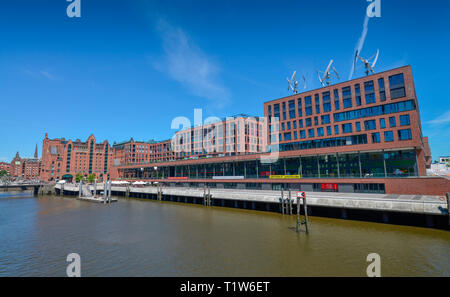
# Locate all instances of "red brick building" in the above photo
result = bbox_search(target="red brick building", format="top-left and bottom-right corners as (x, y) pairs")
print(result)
(113, 66), (450, 196)
(112, 138), (174, 166)
(8, 146), (41, 180)
(40, 134), (113, 182)
(0, 162), (10, 175)
(172, 115), (267, 160)
(264, 65), (431, 177)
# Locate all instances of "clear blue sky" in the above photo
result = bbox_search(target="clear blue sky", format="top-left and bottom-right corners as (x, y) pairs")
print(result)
(0, 0), (449, 161)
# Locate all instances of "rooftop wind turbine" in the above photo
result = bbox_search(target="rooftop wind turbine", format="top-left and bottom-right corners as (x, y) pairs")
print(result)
(287, 71), (299, 94)
(318, 60), (340, 87)
(356, 49), (379, 75)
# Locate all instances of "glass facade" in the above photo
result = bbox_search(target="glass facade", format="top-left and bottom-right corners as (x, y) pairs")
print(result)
(334, 100), (415, 122)
(123, 149), (418, 180)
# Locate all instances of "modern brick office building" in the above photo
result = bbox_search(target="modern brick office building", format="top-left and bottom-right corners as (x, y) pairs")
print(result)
(40, 134), (113, 182)
(264, 65), (431, 178)
(113, 66), (450, 196)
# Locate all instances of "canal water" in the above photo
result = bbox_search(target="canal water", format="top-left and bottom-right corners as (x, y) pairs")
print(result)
(0, 193), (449, 277)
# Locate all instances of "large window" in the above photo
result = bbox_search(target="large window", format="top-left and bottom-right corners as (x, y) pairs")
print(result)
(389, 73), (406, 99)
(322, 91), (331, 112)
(360, 152), (385, 178)
(389, 116), (396, 127)
(379, 118), (386, 129)
(305, 96), (313, 116)
(356, 122), (361, 132)
(371, 132), (380, 143)
(284, 132), (292, 141)
(279, 134), (367, 156)
(274, 104), (280, 120)
(297, 98), (303, 117)
(384, 150), (417, 177)
(308, 129), (315, 138)
(342, 123), (353, 133)
(334, 125), (339, 135)
(315, 94), (321, 114)
(333, 100), (415, 122)
(306, 118), (312, 127)
(288, 100), (296, 119)
(355, 84), (362, 106)
(333, 89), (340, 110)
(321, 114), (331, 124)
(317, 127), (324, 137)
(384, 131), (394, 142)
(342, 87), (352, 108)
(378, 78), (386, 101)
(364, 81), (376, 104)
(364, 120), (376, 130)
(338, 153), (360, 178)
(398, 129), (412, 140)
(268, 105), (272, 122)
(400, 114), (410, 126)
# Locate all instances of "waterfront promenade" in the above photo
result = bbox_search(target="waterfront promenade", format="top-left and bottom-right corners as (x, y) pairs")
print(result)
(55, 183), (449, 217)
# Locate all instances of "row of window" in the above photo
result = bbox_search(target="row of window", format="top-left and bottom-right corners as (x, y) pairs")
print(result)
(268, 73), (406, 120)
(371, 129), (412, 143)
(275, 114), (410, 142)
(278, 126), (412, 143)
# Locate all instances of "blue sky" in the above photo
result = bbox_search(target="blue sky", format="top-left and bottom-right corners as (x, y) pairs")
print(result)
(0, 0), (449, 161)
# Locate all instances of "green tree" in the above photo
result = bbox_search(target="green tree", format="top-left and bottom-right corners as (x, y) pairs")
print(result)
(87, 173), (96, 183)
(75, 173), (84, 183)
(0, 170), (8, 177)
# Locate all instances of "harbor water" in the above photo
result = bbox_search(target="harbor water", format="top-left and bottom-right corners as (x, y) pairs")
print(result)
(0, 193), (449, 276)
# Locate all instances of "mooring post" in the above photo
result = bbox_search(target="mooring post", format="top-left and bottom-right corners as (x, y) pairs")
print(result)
(208, 187), (211, 206)
(296, 196), (300, 233)
(104, 181), (107, 200)
(289, 190), (293, 215)
(108, 180), (112, 203)
(61, 183), (64, 196)
(446, 192), (450, 228)
(93, 179), (97, 198)
(203, 187), (206, 205)
(281, 189), (285, 215)
(79, 181), (82, 198)
(303, 197), (309, 234)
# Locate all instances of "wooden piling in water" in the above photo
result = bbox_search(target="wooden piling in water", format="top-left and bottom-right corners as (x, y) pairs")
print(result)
(289, 190), (293, 215)
(296, 197), (300, 233)
(446, 193), (450, 228)
(303, 197), (309, 234)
